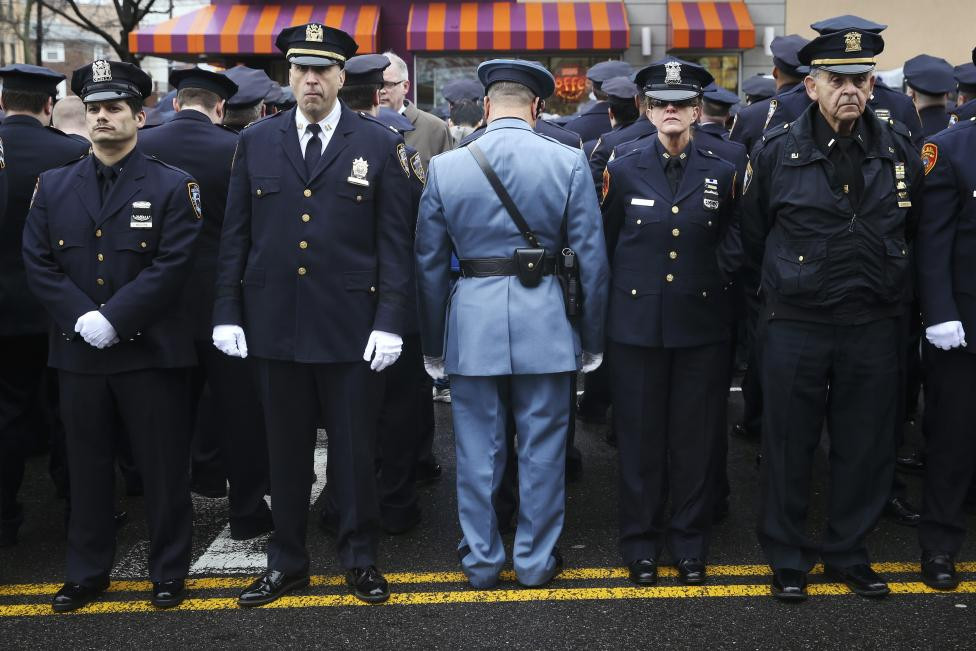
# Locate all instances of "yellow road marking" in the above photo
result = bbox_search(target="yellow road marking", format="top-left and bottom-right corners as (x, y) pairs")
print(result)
(1, 581), (975, 617)
(3, 562), (975, 598)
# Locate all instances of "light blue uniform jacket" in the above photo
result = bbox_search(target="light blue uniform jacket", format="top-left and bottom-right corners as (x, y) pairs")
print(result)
(415, 118), (609, 376)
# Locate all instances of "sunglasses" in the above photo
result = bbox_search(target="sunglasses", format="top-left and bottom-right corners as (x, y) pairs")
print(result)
(649, 98), (698, 109)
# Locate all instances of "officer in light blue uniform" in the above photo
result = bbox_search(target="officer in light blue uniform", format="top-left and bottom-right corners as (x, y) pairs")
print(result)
(415, 59), (609, 588)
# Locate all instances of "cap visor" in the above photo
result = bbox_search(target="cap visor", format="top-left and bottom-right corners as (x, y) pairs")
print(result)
(289, 55), (340, 67)
(816, 63), (876, 75)
(83, 90), (139, 103)
(645, 89), (699, 102)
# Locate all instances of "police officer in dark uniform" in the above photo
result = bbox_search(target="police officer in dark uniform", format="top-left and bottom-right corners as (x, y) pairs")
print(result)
(222, 65), (275, 133)
(903, 54), (955, 138)
(23, 60), (203, 611)
(602, 58), (737, 587)
(741, 29), (922, 601)
(0, 64), (89, 547)
(582, 76), (640, 160)
(741, 74), (776, 104)
(700, 84), (740, 136)
(564, 60), (633, 142)
(137, 67), (274, 541)
(949, 55), (976, 125)
(914, 110), (976, 590)
(213, 23), (413, 606)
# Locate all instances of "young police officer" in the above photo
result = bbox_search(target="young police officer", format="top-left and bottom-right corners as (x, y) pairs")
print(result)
(23, 60), (203, 611)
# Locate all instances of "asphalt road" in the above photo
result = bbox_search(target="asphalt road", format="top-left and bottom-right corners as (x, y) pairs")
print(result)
(1, 387), (974, 649)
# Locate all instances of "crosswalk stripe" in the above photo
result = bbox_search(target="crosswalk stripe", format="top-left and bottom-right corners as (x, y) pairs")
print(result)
(2, 580), (974, 617)
(3, 562), (975, 598)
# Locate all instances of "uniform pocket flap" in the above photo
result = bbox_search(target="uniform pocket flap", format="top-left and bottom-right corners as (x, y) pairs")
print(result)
(775, 240), (827, 265)
(883, 237), (908, 258)
(253, 176), (280, 197)
(113, 233), (155, 252)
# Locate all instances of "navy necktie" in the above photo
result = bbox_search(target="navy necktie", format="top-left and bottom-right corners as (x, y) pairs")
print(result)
(304, 123), (322, 175)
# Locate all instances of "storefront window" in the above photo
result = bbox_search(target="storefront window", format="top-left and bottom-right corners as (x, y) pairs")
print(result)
(414, 54), (623, 118)
(674, 53), (741, 93)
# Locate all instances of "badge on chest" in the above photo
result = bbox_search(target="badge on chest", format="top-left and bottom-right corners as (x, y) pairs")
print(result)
(703, 177), (720, 211)
(347, 157), (370, 187)
(130, 201), (152, 228)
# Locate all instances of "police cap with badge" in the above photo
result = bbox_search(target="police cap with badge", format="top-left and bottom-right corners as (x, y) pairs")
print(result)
(169, 66), (238, 100)
(797, 28), (884, 75)
(0, 64), (64, 97)
(70, 60), (152, 103)
(634, 57), (714, 103)
(810, 14), (887, 35)
(903, 54), (955, 96)
(477, 59), (555, 99)
(275, 22), (358, 67)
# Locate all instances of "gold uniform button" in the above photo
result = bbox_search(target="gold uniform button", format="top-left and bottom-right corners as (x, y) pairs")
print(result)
(636, 219), (642, 225)
(303, 189), (312, 197)
(369, 286), (376, 294)
(256, 189), (262, 196)
(798, 255), (805, 263)
(902, 249), (907, 256)
(356, 195), (363, 203)
(297, 266), (307, 276)
(707, 220), (713, 227)
(702, 291), (708, 298)
(631, 289), (637, 296)
(671, 206), (679, 214)
(301, 213), (311, 222)
(299, 241), (308, 250)
(140, 241), (147, 248)
(97, 253), (104, 262)
(95, 229), (102, 238)
(672, 228), (680, 237)
(666, 273), (674, 282)
(96, 278), (105, 286)
(58, 239), (65, 246)
(669, 251), (678, 260)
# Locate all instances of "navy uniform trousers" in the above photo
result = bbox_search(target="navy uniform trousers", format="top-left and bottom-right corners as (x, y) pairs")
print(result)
(758, 318), (898, 570)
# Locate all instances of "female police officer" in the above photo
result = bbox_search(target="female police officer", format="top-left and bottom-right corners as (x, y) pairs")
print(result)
(601, 58), (737, 586)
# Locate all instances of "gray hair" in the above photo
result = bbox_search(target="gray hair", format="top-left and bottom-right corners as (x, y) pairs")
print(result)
(383, 51), (409, 82)
(486, 81), (535, 106)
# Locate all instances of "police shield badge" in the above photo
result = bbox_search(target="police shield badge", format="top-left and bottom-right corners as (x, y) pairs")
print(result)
(397, 144), (410, 176)
(410, 152), (426, 185)
(347, 157), (370, 187)
(187, 182), (202, 220)
(130, 201), (153, 228)
(92, 59), (112, 83)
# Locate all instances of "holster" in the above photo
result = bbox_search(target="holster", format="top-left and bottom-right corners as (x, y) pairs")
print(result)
(514, 248), (547, 288)
(557, 247), (582, 317)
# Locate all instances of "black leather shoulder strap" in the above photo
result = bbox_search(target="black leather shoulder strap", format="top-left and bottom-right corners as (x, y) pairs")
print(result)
(468, 142), (539, 248)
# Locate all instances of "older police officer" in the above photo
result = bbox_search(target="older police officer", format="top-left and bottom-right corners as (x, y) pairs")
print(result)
(601, 59), (738, 586)
(741, 28), (922, 601)
(415, 59), (609, 588)
(23, 60), (202, 611)
(213, 24), (413, 606)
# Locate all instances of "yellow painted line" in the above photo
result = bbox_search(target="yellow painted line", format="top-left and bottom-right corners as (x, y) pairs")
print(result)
(3, 562), (976, 598)
(2, 581), (976, 617)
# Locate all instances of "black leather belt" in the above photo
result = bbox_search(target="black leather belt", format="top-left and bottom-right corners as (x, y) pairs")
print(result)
(459, 257), (557, 278)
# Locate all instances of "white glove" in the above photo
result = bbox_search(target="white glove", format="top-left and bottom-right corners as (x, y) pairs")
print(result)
(75, 310), (119, 349)
(212, 324), (248, 358)
(424, 355), (446, 380)
(926, 321), (967, 351)
(363, 330), (402, 372)
(581, 351), (603, 374)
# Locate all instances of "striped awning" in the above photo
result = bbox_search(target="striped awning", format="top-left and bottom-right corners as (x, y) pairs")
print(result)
(407, 2), (629, 52)
(668, 2), (755, 50)
(129, 4), (380, 55)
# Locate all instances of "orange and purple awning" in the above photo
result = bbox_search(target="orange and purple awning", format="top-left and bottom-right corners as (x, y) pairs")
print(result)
(129, 4), (380, 55)
(407, 2), (629, 52)
(668, 1), (755, 50)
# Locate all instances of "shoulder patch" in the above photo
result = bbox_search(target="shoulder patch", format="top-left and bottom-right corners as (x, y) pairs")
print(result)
(410, 152), (426, 185)
(601, 167), (611, 204)
(187, 182), (202, 219)
(396, 143), (410, 176)
(743, 160), (753, 195)
(921, 143), (938, 176)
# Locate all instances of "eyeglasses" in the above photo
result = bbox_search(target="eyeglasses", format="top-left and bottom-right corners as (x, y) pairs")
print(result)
(382, 80), (407, 90)
(649, 98), (698, 109)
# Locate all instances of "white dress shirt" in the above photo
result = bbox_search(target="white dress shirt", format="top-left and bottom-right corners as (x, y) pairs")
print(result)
(296, 101), (341, 157)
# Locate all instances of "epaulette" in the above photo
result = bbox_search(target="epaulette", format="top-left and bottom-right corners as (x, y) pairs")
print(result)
(358, 111), (402, 137)
(145, 153), (192, 175)
(761, 121), (791, 143)
(885, 117), (912, 140)
(243, 110), (284, 129)
(216, 123), (240, 134)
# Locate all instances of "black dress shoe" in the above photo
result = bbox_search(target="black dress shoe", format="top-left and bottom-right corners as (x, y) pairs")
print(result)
(151, 579), (186, 609)
(627, 559), (657, 586)
(823, 564), (890, 598)
(676, 558), (706, 585)
(730, 423), (759, 440)
(415, 460), (442, 486)
(519, 548), (564, 588)
(883, 496), (921, 527)
(896, 450), (926, 475)
(771, 568), (807, 601)
(346, 566), (390, 603)
(921, 552), (959, 590)
(238, 570), (309, 607)
(52, 580), (110, 613)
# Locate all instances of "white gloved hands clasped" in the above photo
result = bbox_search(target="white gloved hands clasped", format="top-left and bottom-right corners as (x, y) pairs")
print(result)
(423, 355), (446, 381)
(581, 351), (603, 374)
(212, 324), (248, 358)
(74, 310), (119, 349)
(363, 330), (402, 372)
(926, 321), (967, 351)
